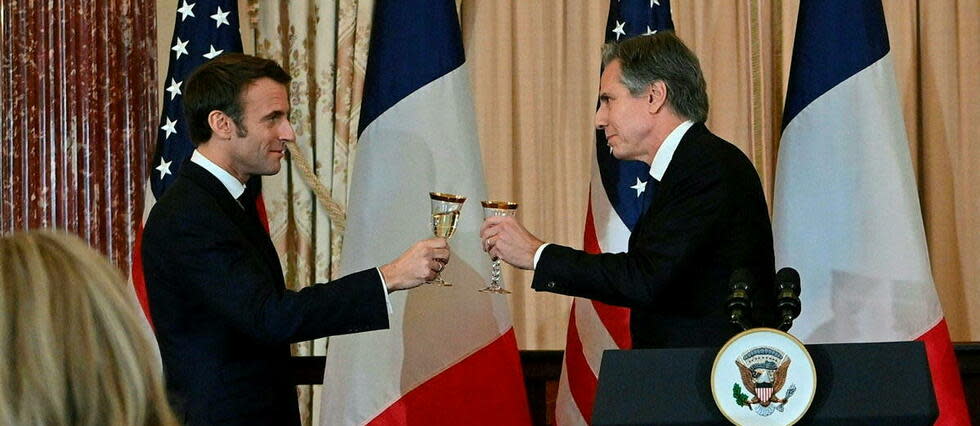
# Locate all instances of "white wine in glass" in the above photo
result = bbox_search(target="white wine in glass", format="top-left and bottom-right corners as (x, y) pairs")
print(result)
(432, 210), (460, 239)
(429, 192), (466, 286)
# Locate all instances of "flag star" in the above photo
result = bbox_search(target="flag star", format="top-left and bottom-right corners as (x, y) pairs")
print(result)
(645, 26), (658, 36)
(612, 20), (627, 40)
(161, 117), (178, 139)
(651, 0), (661, 7)
(156, 158), (173, 178)
(165, 78), (183, 100)
(630, 177), (648, 197)
(203, 44), (224, 59)
(177, 0), (195, 21)
(171, 37), (189, 59)
(211, 6), (230, 28)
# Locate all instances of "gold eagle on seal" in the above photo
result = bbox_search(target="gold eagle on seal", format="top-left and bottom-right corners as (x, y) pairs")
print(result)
(736, 346), (792, 408)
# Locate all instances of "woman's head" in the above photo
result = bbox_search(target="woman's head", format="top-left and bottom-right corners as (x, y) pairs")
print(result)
(0, 230), (177, 425)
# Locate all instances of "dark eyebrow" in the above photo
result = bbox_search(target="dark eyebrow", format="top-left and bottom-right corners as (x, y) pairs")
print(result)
(263, 110), (286, 121)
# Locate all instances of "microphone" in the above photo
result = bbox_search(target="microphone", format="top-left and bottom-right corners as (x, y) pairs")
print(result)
(775, 267), (801, 332)
(728, 268), (754, 332)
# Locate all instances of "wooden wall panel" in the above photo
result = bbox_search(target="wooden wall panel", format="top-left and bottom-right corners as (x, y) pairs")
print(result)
(0, 0), (157, 271)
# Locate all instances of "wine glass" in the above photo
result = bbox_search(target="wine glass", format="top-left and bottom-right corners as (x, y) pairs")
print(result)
(429, 192), (466, 286)
(479, 200), (518, 294)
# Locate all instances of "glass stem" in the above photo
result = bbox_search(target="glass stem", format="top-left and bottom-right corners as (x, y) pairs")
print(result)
(491, 259), (502, 288)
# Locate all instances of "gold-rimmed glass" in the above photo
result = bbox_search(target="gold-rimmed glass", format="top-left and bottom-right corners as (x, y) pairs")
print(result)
(480, 200), (518, 294)
(429, 192), (466, 286)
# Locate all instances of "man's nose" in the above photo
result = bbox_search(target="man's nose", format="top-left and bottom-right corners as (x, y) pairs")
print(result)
(594, 106), (607, 130)
(280, 120), (296, 142)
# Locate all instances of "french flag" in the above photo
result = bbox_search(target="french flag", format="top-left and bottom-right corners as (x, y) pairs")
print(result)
(318, 1), (531, 425)
(773, 0), (969, 423)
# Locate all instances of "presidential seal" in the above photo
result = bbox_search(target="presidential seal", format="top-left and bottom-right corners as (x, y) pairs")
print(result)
(711, 328), (816, 426)
(735, 346), (795, 416)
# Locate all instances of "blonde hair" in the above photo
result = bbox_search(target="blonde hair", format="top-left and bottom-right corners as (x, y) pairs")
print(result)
(0, 230), (178, 425)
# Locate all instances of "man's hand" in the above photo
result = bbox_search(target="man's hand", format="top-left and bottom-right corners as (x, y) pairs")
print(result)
(380, 238), (450, 292)
(480, 216), (543, 270)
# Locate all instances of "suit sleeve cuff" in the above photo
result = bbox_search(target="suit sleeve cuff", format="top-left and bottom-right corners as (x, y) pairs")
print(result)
(533, 243), (550, 269)
(376, 268), (393, 314)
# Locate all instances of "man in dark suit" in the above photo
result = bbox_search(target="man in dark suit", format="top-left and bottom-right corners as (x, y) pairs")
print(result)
(142, 54), (449, 425)
(480, 32), (774, 349)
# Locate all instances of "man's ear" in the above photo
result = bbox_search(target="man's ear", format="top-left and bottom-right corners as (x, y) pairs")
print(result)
(207, 110), (234, 140)
(647, 81), (668, 114)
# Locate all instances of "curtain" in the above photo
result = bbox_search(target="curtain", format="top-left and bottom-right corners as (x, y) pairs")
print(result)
(1, 0), (156, 270)
(247, 0), (373, 424)
(463, 0), (980, 349)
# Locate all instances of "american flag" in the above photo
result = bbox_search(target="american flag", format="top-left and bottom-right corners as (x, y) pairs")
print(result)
(133, 0), (246, 323)
(556, 1), (674, 424)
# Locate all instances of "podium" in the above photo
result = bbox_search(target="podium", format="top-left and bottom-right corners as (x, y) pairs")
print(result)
(592, 341), (937, 425)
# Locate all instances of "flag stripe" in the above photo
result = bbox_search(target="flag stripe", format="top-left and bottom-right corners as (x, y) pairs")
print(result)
(563, 307), (599, 423)
(132, 220), (152, 327)
(357, 0), (464, 134)
(782, 0), (889, 127)
(588, 160), (631, 253)
(555, 361), (589, 426)
(916, 319), (970, 425)
(582, 191), (600, 253)
(575, 301), (617, 375)
(589, 300), (631, 350)
(367, 330), (530, 426)
(584, 155), (632, 352)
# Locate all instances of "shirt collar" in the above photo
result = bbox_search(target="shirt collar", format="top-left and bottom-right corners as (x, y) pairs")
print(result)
(649, 120), (694, 181)
(191, 150), (247, 200)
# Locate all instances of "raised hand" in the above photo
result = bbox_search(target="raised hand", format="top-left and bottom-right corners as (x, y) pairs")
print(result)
(479, 215), (543, 270)
(379, 237), (450, 291)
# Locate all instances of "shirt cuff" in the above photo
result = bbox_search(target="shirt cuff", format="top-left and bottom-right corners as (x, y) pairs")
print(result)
(375, 268), (393, 314)
(533, 243), (550, 269)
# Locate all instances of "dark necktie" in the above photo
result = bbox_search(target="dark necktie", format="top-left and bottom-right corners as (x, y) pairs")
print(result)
(641, 176), (661, 212)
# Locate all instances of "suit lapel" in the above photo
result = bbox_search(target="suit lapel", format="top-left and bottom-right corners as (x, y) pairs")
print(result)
(630, 123), (707, 244)
(238, 189), (283, 278)
(181, 161), (253, 229)
(179, 162), (284, 285)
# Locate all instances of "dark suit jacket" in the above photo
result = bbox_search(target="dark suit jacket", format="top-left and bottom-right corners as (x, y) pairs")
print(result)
(142, 161), (389, 425)
(532, 123), (775, 349)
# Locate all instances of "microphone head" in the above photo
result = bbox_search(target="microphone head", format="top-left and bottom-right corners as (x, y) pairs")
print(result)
(775, 267), (802, 324)
(728, 268), (752, 304)
(776, 267), (800, 292)
(728, 268), (754, 331)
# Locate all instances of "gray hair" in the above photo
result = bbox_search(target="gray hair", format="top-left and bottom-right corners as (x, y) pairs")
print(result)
(601, 31), (708, 122)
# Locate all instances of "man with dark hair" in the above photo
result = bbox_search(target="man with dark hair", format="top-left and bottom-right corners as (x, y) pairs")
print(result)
(481, 32), (775, 349)
(142, 53), (449, 425)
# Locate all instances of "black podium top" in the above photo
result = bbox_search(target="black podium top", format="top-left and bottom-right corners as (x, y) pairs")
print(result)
(592, 341), (937, 425)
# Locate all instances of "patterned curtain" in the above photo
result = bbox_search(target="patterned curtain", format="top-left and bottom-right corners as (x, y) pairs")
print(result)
(0, 0), (156, 270)
(245, 1), (373, 424)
